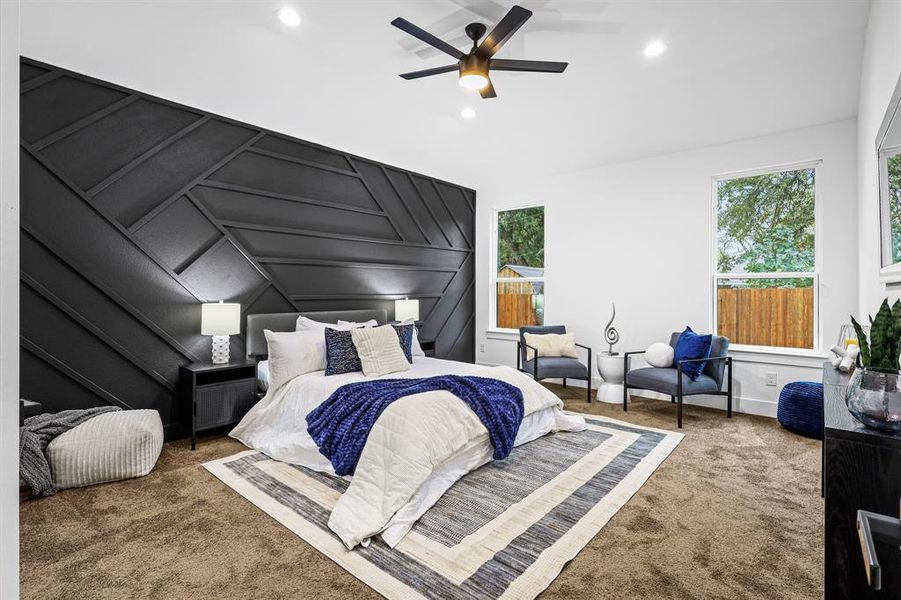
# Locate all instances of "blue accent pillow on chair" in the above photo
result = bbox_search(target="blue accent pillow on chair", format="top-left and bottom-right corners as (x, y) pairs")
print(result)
(672, 326), (712, 381)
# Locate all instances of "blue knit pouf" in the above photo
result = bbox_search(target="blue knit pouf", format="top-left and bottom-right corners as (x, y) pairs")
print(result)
(777, 381), (824, 439)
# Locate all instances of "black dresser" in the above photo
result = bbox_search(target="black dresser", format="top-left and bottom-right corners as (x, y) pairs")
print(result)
(823, 363), (901, 598)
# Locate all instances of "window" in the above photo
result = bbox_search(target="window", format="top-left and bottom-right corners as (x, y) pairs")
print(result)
(491, 206), (544, 330)
(883, 149), (901, 265)
(714, 164), (818, 351)
(877, 82), (901, 280)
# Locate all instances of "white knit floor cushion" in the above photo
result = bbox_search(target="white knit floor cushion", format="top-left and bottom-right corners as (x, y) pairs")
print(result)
(48, 409), (164, 490)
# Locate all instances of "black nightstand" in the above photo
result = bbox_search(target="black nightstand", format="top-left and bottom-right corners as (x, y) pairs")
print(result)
(420, 338), (436, 357)
(179, 360), (257, 450)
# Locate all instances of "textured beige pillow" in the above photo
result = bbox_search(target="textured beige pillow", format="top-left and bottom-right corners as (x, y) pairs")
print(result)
(351, 325), (411, 377)
(523, 332), (579, 361)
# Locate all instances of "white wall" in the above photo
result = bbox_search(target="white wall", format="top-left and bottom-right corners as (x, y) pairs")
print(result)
(0, 1), (20, 597)
(476, 119), (858, 417)
(857, 0), (901, 314)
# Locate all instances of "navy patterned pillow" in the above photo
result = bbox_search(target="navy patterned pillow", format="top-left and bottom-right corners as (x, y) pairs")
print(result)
(324, 328), (362, 376)
(392, 323), (414, 363)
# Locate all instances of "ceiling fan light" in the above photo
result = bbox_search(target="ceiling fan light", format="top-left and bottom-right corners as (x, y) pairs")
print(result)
(459, 73), (489, 91)
(278, 7), (301, 27)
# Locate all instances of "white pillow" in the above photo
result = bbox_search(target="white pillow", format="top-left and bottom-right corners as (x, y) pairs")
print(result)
(645, 342), (675, 368)
(400, 317), (425, 357)
(351, 325), (411, 377)
(523, 332), (578, 361)
(337, 319), (378, 328)
(265, 329), (326, 391)
(256, 360), (270, 391)
(296, 315), (336, 331)
(297, 316), (375, 331)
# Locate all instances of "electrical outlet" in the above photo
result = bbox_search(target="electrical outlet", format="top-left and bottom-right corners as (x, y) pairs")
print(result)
(765, 372), (778, 387)
(479, 343), (485, 353)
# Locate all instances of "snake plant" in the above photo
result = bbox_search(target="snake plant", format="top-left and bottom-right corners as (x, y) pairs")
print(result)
(851, 299), (901, 371)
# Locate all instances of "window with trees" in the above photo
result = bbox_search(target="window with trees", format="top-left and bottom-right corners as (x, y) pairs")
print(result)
(714, 164), (818, 351)
(491, 205), (544, 330)
(884, 150), (901, 264)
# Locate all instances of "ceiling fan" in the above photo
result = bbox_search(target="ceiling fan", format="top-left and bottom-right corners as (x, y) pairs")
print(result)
(391, 5), (568, 99)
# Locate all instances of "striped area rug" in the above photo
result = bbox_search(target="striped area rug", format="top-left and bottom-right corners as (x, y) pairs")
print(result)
(204, 415), (683, 600)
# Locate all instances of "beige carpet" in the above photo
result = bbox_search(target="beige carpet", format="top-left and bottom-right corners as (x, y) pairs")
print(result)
(20, 389), (823, 599)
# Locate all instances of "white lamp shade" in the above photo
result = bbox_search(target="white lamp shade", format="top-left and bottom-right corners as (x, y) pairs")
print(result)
(201, 302), (241, 336)
(395, 298), (420, 322)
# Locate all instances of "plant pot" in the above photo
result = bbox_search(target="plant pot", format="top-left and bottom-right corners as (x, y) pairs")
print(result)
(845, 367), (901, 433)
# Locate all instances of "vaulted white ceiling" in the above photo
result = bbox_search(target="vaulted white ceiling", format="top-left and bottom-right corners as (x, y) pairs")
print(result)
(20, 0), (869, 189)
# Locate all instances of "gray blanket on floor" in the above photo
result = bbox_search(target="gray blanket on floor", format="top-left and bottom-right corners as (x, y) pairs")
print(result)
(20, 406), (121, 497)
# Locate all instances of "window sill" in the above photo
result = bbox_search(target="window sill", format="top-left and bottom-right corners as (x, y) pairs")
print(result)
(879, 262), (901, 284)
(486, 329), (520, 341)
(728, 346), (829, 367)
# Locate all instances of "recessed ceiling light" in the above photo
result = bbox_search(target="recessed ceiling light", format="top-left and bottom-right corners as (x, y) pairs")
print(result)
(278, 7), (301, 27)
(461, 107), (476, 120)
(643, 40), (666, 58)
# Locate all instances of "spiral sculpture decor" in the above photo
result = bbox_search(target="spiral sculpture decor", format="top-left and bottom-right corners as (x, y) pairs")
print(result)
(603, 303), (620, 355)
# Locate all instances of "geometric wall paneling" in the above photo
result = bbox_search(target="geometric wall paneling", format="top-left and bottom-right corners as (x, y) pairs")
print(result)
(251, 134), (354, 171)
(410, 174), (471, 250)
(131, 195), (223, 274)
(19, 61), (51, 85)
(191, 183), (401, 239)
(383, 167), (462, 249)
(92, 120), (259, 227)
(20, 57), (475, 438)
(40, 99), (203, 190)
(350, 159), (429, 244)
(207, 150), (385, 214)
(21, 75), (129, 144)
(225, 225), (470, 269)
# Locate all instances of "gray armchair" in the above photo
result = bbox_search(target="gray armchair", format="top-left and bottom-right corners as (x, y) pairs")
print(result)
(516, 325), (592, 402)
(623, 332), (732, 428)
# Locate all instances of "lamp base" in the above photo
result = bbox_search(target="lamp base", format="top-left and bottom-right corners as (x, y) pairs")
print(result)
(211, 335), (230, 364)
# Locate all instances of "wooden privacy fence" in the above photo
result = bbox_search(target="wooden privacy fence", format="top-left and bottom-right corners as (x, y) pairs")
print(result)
(717, 287), (814, 349)
(497, 294), (539, 329)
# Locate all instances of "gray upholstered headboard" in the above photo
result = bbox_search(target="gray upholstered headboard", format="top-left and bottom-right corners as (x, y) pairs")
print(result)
(246, 309), (389, 359)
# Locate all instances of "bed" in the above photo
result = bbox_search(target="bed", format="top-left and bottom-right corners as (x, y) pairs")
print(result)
(231, 309), (586, 549)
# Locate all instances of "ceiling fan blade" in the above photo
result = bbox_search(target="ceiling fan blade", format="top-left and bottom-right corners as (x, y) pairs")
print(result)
(414, 34), (471, 59)
(475, 5), (532, 58)
(490, 58), (567, 73)
(447, 0), (508, 22)
(398, 65), (459, 80)
(480, 78), (497, 99)
(538, 21), (622, 34)
(391, 17), (465, 60)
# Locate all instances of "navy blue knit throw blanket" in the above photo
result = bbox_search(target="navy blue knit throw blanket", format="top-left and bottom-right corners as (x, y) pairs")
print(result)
(306, 375), (525, 476)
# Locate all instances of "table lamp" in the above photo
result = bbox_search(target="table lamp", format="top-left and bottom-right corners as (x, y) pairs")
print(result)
(395, 297), (420, 323)
(201, 301), (240, 364)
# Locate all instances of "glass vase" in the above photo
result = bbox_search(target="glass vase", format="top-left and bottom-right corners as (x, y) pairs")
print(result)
(846, 368), (901, 433)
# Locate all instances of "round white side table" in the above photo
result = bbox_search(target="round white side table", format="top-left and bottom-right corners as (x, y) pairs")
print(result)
(596, 352), (624, 404)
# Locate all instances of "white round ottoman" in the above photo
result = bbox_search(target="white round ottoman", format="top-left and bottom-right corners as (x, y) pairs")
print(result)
(48, 409), (163, 490)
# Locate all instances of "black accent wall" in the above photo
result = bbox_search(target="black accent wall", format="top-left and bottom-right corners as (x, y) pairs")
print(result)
(19, 57), (476, 437)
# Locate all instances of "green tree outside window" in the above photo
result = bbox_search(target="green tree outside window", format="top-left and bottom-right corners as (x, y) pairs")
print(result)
(717, 168), (815, 288)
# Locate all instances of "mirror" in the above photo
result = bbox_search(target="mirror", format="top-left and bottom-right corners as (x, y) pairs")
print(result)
(878, 72), (901, 280)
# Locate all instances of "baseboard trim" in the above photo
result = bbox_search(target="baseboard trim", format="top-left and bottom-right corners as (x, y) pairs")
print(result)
(475, 361), (777, 419)
(629, 389), (777, 418)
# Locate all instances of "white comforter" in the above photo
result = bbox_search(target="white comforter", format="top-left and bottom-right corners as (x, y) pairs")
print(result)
(230, 357), (585, 549)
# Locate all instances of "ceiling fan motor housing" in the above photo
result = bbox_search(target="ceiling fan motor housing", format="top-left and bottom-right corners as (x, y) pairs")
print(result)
(459, 54), (489, 79)
(465, 22), (488, 43)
